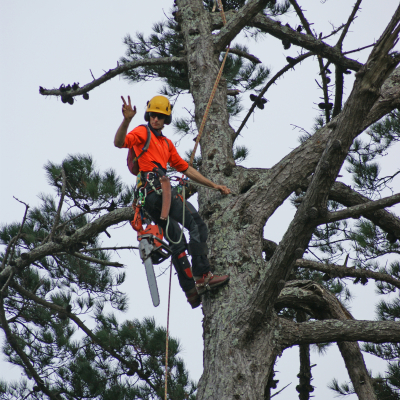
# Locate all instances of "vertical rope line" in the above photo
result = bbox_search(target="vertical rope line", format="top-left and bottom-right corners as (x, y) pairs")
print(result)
(189, 1), (229, 167)
(164, 259), (173, 399)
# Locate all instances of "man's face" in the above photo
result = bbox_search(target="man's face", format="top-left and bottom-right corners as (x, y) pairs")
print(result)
(149, 112), (166, 130)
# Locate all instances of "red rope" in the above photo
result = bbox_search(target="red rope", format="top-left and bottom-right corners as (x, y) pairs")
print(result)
(164, 259), (173, 399)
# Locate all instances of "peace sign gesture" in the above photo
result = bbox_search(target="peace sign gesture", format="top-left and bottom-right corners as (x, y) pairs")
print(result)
(121, 96), (137, 120)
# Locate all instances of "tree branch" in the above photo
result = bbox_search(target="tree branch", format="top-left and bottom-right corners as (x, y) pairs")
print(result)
(327, 181), (400, 239)
(56, 252), (124, 267)
(0, 207), (135, 283)
(288, 0), (314, 36)
(0, 297), (58, 399)
(319, 192), (400, 225)
(276, 280), (377, 399)
(280, 318), (400, 346)
(212, 0), (272, 51)
(39, 56), (186, 99)
(336, 0), (363, 50)
(235, 7), (400, 339)
(48, 166), (67, 242)
(1, 199), (30, 271)
(11, 282), (156, 389)
(226, 47), (261, 64)
(83, 246), (139, 252)
(211, 11), (364, 71)
(296, 259), (400, 289)
(234, 52), (313, 140)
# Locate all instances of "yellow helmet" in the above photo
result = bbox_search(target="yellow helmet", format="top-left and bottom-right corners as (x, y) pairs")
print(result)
(146, 95), (172, 115)
(144, 95), (172, 125)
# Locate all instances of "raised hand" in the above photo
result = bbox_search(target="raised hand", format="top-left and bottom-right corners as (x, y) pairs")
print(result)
(121, 96), (137, 120)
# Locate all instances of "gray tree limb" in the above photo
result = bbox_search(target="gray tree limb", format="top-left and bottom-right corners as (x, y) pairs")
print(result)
(0, 207), (135, 283)
(212, 0), (272, 51)
(48, 166), (67, 242)
(227, 47), (261, 63)
(328, 181), (400, 239)
(276, 280), (377, 399)
(279, 318), (400, 346)
(235, 5), (400, 339)
(56, 252), (124, 268)
(296, 259), (400, 289)
(319, 192), (400, 225)
(211, 11), (363, 71)
(39, 56), (186, 98)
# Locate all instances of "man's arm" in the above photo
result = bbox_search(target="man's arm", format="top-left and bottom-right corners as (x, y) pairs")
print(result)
(184, 166), (231, 195)
(114, 96), (137, 148)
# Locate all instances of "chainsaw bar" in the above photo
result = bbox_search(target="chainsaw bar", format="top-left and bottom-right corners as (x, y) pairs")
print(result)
(139, 238), (160, 307)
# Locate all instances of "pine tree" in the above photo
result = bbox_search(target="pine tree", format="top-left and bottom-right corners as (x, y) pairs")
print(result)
(17, 0), (400, 398)
(0, 156), (196, 400)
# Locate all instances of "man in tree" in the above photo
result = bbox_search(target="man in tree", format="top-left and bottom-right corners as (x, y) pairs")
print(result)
(114, 95), (231, 308)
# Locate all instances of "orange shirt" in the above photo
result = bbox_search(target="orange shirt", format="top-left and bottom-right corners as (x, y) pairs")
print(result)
(123, 125), (189, 173)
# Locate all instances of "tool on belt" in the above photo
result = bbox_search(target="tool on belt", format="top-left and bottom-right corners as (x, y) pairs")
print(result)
(130, 167), (172, 307)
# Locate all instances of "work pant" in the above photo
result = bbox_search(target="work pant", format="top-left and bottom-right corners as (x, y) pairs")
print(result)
(143, 187), (210, 292)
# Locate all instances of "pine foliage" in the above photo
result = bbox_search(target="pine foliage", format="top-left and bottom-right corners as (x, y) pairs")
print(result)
(0, 155), (196, 400)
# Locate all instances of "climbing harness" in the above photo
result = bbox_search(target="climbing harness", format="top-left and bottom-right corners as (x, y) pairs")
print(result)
(189, 0), (229, 167)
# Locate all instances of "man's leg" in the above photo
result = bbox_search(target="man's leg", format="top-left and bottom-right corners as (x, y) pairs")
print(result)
(143, 191), (200, 308)
(168, 191), (229, 295)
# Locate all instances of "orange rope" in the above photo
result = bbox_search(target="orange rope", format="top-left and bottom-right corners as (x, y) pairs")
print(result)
(164, 259), (173, 399)
(189, 0), (229, 167)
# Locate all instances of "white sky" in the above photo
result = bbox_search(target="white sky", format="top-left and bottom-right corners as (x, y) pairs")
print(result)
(1, 0), (399, 398)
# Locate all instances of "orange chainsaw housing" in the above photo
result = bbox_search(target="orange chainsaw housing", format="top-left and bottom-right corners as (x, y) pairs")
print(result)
(131, 204), (171, 264)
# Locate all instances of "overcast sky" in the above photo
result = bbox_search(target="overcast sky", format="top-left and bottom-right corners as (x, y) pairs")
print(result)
(1, 1), (399, 398)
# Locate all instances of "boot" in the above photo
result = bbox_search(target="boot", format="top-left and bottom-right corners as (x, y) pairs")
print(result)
(195, 272), (230, 295)
(185, 287), (201, 309)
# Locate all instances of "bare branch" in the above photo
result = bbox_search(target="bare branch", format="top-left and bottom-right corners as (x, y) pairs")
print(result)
(83, 246), (139, 252)
(296, 259), (400, 289)
(288, 0), (314, 36)
(332, 64), (344, 118)
(234, 52), (313, 140)
(287, 0), (331, 122)
(280, 318), (400, 346)
(1, 198), (30, 270)
(211, 11), (363, 71)
(226, 47), (261, 63)
(57, 251), (124, 267)
(320, 192), (400, 225)
(48, 166), (67, 242)
(212, 0), (273, 51)
(327, 181), (400, 239)
(39, 56), (186, 98)
(343, 43), (375, 55)
(276, 281), (377, 399)
(336, 0), (363, 50)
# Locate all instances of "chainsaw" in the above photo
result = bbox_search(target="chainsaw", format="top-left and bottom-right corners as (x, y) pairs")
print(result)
(131, 204), (171, 307)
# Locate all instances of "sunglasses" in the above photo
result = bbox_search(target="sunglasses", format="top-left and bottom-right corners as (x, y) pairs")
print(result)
(149, 112), (166, 120)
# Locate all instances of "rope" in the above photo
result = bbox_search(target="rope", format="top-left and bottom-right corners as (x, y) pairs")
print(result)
(164, 258), (173, 400)
(189, 0), (229, 167)
(165, 184), (185, 245)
